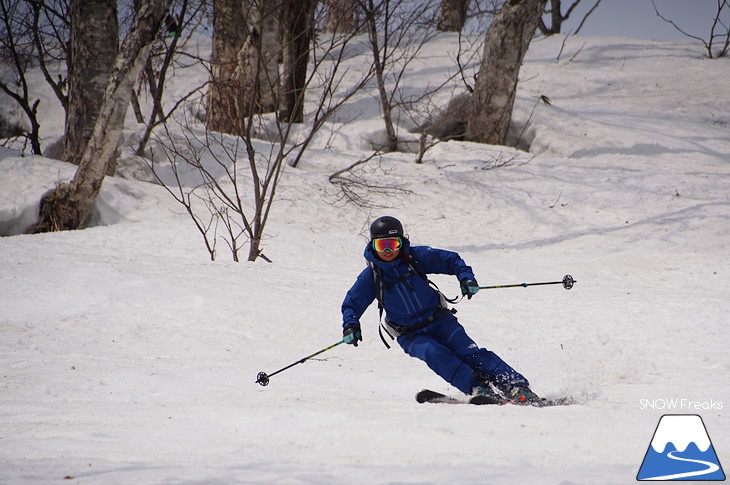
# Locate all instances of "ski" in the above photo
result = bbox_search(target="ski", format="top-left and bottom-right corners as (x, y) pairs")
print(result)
(416, 389), (467, 404)
(416, 389), (503, 405)
(416, 389), (574, 407)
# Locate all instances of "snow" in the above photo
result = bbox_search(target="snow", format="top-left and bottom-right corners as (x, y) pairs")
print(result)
(651, 415), (711, 453)
(1, 33), (729, 484)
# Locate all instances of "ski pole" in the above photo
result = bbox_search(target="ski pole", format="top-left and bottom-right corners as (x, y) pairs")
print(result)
(255, 339), (346, 386)
(479, 274), (576, 290)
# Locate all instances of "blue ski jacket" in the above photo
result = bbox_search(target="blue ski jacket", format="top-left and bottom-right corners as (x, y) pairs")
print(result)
(341, 239), (476, 329)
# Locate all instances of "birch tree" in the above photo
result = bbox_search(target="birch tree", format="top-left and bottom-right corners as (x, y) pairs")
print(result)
(206, 0), (278, 136)
(33, 0), (168, 232)
(206, 0), (248, 134)
(466, 0), (546, 145)
(60, 0), (118, 171)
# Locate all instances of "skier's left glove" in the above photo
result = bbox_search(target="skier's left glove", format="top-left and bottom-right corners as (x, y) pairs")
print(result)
(343, 323), (362, 346)
(460, 278), (480, 299)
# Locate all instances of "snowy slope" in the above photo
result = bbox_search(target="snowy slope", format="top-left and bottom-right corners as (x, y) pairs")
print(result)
(1, 34), (729, 484)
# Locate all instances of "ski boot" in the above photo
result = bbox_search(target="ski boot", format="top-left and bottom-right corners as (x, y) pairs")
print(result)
(509, 386), (544, 406)
(469, 385), (503, 405)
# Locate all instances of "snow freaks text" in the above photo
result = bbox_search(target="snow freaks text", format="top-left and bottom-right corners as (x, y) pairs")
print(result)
(639, 399), (724, 411)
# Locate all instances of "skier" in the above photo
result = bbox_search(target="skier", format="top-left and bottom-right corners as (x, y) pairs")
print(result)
(341, 216), (541, 404)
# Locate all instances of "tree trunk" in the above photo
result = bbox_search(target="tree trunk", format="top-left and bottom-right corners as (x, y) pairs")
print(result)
(466, 0), (546, 145)
(207, 0), (279, 135)
(279, 0), (316, 123)
(61, 0), (118, 173)
(324, 0), (355, 33)
(207, 0), (248, 134)
(35, 0), (167, 232)
(437, 0), (469, 32)
(235, 0), (279, 117)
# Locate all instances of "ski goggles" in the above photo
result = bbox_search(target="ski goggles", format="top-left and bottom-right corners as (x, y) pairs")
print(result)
(371, 237), (402, 253)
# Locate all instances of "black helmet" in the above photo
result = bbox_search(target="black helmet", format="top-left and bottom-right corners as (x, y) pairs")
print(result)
(370, 216), (404, 239)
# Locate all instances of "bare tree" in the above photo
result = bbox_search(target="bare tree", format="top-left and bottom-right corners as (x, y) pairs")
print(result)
(133, 0), (209, 155)
(362, 0), (398, 152)
(538, 0), (575, 35)
(569, 0), (602, 35)
(149, 10), (375, 262)
(0, 0), (44, 154)
(29, 0), (71, 112)
(437, 0), (470, 32)
(60, 0), (119, 172)
(328, 153), (413, 208)
(32, 0), (168, 232)
(536, 0), (604, 36)
(652, 0), (730, 59)
(359, 0), (440, 153)
(466, 0), (546, 145)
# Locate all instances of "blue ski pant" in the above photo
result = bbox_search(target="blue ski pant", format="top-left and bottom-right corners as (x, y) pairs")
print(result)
(396, 313), (529, 395)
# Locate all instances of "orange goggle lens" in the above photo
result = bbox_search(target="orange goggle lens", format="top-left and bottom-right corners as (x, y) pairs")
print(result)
(372, 237), (402, 253)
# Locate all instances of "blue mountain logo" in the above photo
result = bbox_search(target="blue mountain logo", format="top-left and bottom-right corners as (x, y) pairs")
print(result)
(637, 414), (726, 481)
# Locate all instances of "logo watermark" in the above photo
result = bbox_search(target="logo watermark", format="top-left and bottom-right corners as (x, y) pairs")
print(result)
(639, 398), (724, 411)
(637, 414), (726, 481)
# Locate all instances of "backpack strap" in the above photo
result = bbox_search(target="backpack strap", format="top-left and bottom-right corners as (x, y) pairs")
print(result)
(368, 262), (392, 348)
(403, 253), (460, 305)
(369, 254), (457, 349)
(368, 262), (384, 320)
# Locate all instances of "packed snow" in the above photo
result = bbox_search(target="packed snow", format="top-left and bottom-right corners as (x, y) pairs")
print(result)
(1, 32), (729, 484)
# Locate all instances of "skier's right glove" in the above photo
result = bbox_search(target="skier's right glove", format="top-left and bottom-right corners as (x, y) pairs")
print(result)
(343, 323), (362, 347)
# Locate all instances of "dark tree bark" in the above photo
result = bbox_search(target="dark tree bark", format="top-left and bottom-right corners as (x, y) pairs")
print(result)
(61, 0), (118, 172)
(466, 0), (546, 145)
(279, 0), (316, 123)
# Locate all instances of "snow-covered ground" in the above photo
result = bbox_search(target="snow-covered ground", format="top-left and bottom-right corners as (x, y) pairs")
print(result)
(1, 33), (729, 484)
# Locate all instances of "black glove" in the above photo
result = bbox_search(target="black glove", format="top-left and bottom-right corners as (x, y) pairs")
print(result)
(460, 278), (480, 299)
(343, 323), (362, 346)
